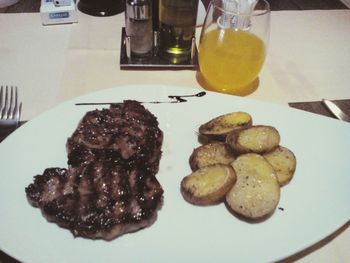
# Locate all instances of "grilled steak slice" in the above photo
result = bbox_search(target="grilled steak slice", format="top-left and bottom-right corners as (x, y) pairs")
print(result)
(25, 101), (164, 240)
(67, 100), (163, 160)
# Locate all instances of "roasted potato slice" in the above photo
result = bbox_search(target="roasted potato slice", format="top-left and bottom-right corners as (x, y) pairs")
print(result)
(199, 112), (252, 141)
(181, 164), (236, 205)
(189, 142), (235, 171)
(263, 146), (297, 186)
(226, 153), (280, 219)
(226, 125), (280, 154)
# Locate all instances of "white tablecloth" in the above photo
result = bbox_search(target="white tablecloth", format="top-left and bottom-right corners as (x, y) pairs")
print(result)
(0, 9), (349, 262)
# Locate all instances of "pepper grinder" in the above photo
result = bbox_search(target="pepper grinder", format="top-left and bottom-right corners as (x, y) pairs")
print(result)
(125, 0), (153, 58)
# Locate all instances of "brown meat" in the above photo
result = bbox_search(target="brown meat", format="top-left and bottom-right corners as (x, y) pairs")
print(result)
(25, 101), (164, 240)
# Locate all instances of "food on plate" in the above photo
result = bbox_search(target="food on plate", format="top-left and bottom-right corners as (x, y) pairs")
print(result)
(25, 101), (164, 240)
(181, 164), (236, 205)
(189, 142), (235, 171)
(226, 153), (280, 219)
(182, 111), (296, 221)
(263, 146), (297, 186)
(198, 111), (252, 141)
(226, 125), (280, 154)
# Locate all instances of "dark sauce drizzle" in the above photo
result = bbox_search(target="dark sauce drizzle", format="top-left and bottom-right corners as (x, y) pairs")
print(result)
(75, 92), (206, 106)
(165, 92), (206, 103)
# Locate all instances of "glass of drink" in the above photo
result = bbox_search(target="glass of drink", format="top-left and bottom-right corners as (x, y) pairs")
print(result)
(158, 0), (199, 64)
(77, 0), (125, 16)
(198, 0), (270, 96)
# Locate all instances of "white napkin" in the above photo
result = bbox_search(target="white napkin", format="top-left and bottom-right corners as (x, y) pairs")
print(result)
(196, 0), (207, 26)
(219, 0), (257, 29)
(230, 0), (257, 14)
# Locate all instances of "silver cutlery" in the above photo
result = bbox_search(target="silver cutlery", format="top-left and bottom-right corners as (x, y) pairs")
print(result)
(0, 86), (22, 129)
(322, 99), (350, 122)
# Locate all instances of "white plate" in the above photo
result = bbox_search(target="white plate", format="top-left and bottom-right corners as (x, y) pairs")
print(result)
(0, 85), (349, 263)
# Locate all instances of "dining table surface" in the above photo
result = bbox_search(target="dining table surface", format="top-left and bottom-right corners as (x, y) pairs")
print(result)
(0, 0), (350, 262)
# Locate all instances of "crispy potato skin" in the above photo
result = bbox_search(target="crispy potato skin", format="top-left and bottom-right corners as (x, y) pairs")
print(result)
(181, 164), (237, 205)
(189, 142), (235, 171)
(226, 125), (280, 154)
(263, 146), (297, 186)
(226, 154), (280, 219)
(199, 112), (252, 141)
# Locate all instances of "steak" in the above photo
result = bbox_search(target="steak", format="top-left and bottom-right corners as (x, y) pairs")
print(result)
(25, 101), (164, 240)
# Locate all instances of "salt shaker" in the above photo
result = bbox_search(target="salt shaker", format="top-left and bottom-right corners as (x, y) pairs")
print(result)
(125, 0), (153, 58)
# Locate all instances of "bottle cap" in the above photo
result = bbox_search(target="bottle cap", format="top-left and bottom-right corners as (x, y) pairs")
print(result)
(126, 0), (151, 20)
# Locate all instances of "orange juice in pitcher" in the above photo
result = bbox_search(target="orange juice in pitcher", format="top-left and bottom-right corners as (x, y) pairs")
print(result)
(199, 29), (266, 95)
(198, 0), (270, 96)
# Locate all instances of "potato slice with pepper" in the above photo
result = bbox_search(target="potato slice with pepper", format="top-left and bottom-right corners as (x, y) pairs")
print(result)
(181, 164), (236, 205)
(226, 153), (280, 219)
(263, 146), (297, 186)
(226, 125), (280, 154)
(199, 112), (252, 141)
(189, 142), (235, 171)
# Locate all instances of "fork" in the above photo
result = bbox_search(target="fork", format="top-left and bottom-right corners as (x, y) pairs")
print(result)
(0, 86), (22, 128)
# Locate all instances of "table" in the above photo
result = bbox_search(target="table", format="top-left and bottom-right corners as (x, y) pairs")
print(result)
(1, 0), (349, 12)
(0, 7), (350, 263)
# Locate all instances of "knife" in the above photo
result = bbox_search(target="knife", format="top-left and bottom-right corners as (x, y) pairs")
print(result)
(322, 99), (350, 122)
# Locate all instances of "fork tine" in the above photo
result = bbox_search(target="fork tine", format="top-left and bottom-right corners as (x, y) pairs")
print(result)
(8, 86), (16, 119)
(16, 101), (22, 122)
(1, 86), (9, 119)
(0, 86), (3, 118)
(5, 86), (10, 119)
(12, 86), (18, 120)
(8, 86), (14, 119)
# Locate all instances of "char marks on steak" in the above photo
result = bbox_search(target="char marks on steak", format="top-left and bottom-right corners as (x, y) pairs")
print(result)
(25, 101), (164, 240)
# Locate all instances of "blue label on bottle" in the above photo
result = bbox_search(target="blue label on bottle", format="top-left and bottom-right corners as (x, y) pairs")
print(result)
(45, 0), (53, 2)
(49, 12), (70, 19)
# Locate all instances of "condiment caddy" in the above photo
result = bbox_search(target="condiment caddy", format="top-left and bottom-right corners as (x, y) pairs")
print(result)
(120, 0), (199, 69)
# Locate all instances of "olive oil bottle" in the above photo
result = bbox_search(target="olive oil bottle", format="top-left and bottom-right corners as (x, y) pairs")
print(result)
(158, 0), (199, 63)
